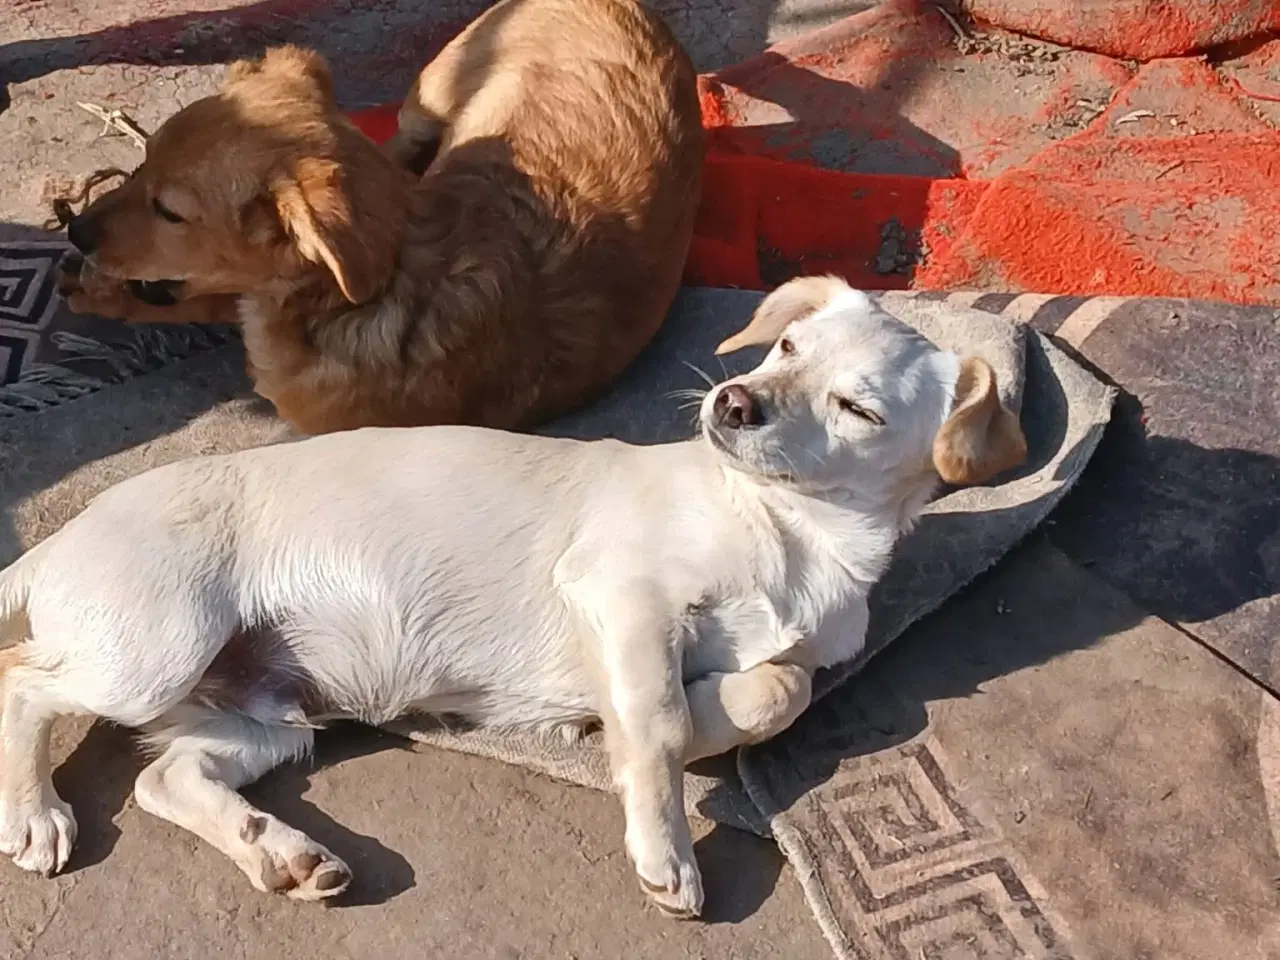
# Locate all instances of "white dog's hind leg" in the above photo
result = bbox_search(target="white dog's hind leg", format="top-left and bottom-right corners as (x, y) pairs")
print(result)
(134, 709), (350, 900)
(0, 649), (78, 876)
(683, 662), (812, 763)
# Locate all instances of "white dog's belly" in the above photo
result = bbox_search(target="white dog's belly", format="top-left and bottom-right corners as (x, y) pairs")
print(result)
(407, 685), (598, 732)
(203, 590), (599, 733)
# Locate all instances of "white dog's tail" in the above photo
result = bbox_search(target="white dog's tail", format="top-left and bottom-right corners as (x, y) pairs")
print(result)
(0, 642), (23, 680)
(0, 538), (53, 657)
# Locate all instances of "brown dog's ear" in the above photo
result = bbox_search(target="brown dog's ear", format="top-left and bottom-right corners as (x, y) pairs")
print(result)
(932, 357), (1028, 485)
(226, 46), (334, 102)
(273, 157), (391, 304)
(715, 275), (848, 355)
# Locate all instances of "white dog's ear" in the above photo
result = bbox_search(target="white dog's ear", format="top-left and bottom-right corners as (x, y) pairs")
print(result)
(932, 357), (1028, 485)
(715, 275), (848, 355)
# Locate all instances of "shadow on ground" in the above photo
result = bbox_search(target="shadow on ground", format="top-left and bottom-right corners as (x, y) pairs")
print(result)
(0, 0), (872, 112)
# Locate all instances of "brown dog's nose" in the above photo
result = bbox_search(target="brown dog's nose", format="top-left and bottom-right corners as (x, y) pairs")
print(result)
(67, 215), (101, 255)
(713, 384), (762, 429)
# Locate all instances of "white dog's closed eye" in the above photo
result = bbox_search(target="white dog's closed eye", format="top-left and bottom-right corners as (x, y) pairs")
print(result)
(832, 395), (885, 425)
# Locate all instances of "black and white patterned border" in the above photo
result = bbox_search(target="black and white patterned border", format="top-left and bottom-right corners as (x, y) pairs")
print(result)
(890, 289), (1131, 348)
(801, 739), (1078, 959)
(0, 241), (233, 417)
(0, 242), (66, 386)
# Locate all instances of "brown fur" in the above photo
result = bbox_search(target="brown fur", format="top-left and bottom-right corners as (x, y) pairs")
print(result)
(58, 0), (704, 434)
(932, 356), (1028, 485)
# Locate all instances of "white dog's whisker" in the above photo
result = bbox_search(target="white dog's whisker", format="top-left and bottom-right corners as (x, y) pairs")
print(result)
(778, 449), (804, 478)
(799, 446), (828, 467)
(667, 388), (710, 405)
(679, 360), (718, 389)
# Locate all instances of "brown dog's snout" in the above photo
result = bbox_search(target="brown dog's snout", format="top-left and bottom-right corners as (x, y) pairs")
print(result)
(713, 384), (762, 430)
(67, 215), (102, 255)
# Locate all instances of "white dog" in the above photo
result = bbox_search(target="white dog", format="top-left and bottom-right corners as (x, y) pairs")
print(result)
(0, 276), (1025, 916)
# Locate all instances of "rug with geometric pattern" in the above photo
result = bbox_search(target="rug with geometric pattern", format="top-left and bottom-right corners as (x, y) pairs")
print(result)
(0, 237), (231, 417)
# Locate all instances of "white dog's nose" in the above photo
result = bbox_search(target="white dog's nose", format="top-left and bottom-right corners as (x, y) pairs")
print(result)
(713, 384), (762, 429)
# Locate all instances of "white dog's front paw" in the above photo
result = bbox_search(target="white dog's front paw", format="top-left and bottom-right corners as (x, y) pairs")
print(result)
(0, 798), (77, 876)
(633, 850), (704, 919)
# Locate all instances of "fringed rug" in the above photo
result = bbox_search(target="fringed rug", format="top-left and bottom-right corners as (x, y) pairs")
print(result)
(0, 237), (232, 417)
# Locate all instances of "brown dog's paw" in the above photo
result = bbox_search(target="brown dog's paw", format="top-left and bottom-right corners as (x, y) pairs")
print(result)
(55, 253), (132, 318)
(62, 285), (134, 320)
(54, 254), (185, 319)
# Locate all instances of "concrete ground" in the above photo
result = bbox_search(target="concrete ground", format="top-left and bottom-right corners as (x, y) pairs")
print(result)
(6, 718), (827, 960)
(2, 1), (1279, 958)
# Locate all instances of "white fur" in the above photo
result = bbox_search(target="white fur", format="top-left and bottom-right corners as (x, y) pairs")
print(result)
(0, 279), (968, 916)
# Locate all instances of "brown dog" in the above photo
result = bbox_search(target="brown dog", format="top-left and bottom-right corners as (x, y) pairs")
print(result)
(58, 0), (703, 434)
